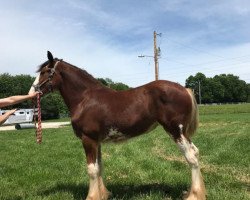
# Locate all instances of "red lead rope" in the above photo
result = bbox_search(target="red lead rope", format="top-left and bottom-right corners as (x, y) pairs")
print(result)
(36, 93), (42, 144)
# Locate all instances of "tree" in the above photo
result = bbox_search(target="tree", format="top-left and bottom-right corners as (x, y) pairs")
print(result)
(110, 82), (130, 91)
(247, 84), (250, 103)
(51, 91), (68, 117)
(214, 74), (248, 102)
(185, 73), (206, 103)
(12, 75), (35, 108)
(40, 93), (60, 120)
(186, 73), (248, 103)
(97, 78), (108, 86)
(0, 73), (35, 109)
(0, 73), (14, 98)
(97, 77), (130, 91)
(207, 78), (224, 103)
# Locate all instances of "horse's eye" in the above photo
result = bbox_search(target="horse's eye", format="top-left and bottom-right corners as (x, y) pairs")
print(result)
(40, 71), (45, 75)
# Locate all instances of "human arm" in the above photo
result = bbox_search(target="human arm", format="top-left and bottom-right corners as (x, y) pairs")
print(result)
(0, 109), (16, 125)
(0, 92), (39, 108)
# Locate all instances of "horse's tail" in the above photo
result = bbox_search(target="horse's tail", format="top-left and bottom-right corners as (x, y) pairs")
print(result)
(185, 88), (199, 138)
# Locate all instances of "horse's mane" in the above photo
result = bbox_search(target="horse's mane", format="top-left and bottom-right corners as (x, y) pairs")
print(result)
(62, 60), (100, 84)
(36, 59), (101, 86)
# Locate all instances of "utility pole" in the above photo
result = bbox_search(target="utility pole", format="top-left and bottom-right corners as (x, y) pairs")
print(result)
(138, 31), (161, 81)
(198, 80), (202, 104)
(154, 31), (159, 80)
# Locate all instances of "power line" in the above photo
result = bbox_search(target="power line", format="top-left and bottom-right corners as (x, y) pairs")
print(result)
(161, 55), (250, 70)
(119, 33), (250, 85)
(161, 54), (250, 68)
(160, 64), (250, 78)
(161, 60), (250, 74)
(163, 36), (226, 59)
(108, 62), (249, 82)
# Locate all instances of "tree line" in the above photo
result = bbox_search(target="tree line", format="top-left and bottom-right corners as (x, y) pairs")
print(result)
(0, 73), (249, 119)
(186, 73), (249, 104)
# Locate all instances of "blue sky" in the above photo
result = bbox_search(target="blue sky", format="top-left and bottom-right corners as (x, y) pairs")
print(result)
(0, 0), (250, 87)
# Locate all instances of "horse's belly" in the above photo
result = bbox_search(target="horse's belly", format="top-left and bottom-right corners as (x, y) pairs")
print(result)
(103, 127), (128, 143)
(102, 122), (158, 143)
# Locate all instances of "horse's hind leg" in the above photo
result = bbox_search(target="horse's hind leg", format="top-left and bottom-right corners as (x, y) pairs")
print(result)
(176, 134), (206, 200)
(98, 145), (111, 200)
(82, 135), (109, 200)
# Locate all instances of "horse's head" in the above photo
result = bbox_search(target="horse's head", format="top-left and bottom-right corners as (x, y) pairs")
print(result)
(29, 51), (62, 95)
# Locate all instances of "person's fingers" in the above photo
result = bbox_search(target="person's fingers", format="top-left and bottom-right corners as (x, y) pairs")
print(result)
(9, 109), (17, 115)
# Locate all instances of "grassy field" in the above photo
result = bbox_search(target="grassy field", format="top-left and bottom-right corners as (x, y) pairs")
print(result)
(0, 104), (249, 200)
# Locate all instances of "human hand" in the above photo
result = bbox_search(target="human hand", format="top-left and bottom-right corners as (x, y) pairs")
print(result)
(0, 109), (17, 125)
(7, 109), (17, 116)
(28, 91), (41, 98)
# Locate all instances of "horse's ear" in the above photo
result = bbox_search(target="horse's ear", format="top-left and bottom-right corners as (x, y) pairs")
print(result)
(47, 51), (54, 63)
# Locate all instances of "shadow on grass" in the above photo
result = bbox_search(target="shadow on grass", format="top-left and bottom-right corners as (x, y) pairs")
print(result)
(40, 182), (187, 200)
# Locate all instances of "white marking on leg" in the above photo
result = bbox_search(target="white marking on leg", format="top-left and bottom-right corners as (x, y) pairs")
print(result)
(177, 134), (189, 154)
(179, 124), (183, 133)
(177, 134), (198, 167)
(177, 134), (205, 199)
(191, 166), (202, 191)
(191, 142), (199, 156)
(88, 160), (99, 179)
(87, 159), (100, 198)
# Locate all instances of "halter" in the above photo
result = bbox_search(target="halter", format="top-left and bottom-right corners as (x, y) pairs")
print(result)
(32, 60), (61, 144)
(34, 60), (61, 93)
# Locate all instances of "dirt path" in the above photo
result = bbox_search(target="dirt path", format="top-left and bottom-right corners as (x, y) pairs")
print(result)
(0, 121), (70, 131)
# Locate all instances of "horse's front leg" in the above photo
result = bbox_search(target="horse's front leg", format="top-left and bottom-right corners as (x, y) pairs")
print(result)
(82, 135), (102, 200)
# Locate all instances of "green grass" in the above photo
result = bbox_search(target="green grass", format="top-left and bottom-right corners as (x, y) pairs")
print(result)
(199, 103), (250, 114)
(0, 104), (250, 200)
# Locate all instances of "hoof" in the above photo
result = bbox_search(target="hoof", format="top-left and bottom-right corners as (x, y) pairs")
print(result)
(85, 194), (101, 200)
(86, 192), (111, 200)
(101, 188), (111, 200)
(182, 188), (206, 200)
(101, 191), (111, 200)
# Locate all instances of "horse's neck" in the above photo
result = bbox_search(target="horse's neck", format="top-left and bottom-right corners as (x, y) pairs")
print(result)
(58, 64), (102, 113)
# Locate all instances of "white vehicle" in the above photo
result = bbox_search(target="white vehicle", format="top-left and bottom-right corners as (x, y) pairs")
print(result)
(0, 109), (36, 125)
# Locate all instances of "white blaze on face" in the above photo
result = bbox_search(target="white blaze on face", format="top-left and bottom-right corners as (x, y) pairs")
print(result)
(28, 74), (40, 94)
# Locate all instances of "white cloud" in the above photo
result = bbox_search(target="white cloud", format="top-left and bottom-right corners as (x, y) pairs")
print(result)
(0, 0), (249, 88)
(159, 0), (250, 19)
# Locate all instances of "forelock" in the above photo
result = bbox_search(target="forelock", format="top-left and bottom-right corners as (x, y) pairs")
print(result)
(36, 60), (50, 72)
(36, 58), (60, 72)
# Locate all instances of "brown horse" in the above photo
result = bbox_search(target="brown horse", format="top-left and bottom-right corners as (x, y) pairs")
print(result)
(30, 51), (206, 200)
